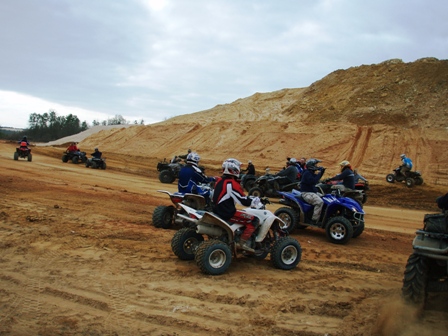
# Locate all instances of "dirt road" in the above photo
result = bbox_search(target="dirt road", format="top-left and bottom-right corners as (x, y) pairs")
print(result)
(1, 141), (447, 336)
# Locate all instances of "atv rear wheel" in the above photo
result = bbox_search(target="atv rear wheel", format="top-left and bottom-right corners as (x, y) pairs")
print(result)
(325, 216), (353, 244)
(72, 156), (79, 164)
(152, 205), (175, 229)
(14, 152), (19, 160)
(27, 153), (32, 162)
(244, 179), (256, 192)
(101, 162), (107, 170)
(248, 186), (264, 197)
(386, 174), (395, 183)
(406, 178), (415, 188)
(270, 237), (302, 270)
(159, 170), (175, 183)
(62, 154), (68, 162)
(402, 253), (428, 305)
(195, 240), (232, 275)
(273, 207), (298, 233)
(171, 228), (204, 260)
(415, 177), (423, 185)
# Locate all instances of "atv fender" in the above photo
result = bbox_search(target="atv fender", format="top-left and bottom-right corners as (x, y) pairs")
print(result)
(413, 234), (448, 256)
(198, 212), (239, 243)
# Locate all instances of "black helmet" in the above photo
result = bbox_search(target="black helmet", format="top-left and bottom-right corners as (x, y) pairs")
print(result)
(306, 158), (321, 171)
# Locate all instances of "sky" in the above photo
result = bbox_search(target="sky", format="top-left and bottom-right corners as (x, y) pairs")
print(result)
(0, 0), (447, 129)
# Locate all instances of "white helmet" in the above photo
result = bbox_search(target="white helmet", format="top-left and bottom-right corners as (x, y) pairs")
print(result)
(222, 158), (241, 177)
(289, 158), (297, 164)
(186, 152), (200, 166)
(400, 154), (406, 159)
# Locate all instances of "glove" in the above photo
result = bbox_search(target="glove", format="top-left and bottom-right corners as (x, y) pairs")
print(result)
(251, 197), (261, 209)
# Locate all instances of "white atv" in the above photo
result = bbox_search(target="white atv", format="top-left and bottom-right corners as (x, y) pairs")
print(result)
(171, 198), (302, 275)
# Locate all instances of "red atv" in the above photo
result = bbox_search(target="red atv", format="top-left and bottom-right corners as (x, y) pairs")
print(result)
(14, 146), (32, 162)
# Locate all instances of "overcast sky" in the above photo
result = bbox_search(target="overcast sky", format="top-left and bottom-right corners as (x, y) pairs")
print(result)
(0, 0), (446, 129)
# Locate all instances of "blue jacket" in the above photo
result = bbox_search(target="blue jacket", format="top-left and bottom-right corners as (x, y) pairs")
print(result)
(178, 164), (208, 193)
(402, 157), (413, 170)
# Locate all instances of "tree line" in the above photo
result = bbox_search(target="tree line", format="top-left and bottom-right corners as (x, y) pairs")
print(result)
(0, 110), (144, 142)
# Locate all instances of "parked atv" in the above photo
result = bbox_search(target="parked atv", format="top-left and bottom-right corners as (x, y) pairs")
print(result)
(274, 189), (365, 244)
(248, 173), (300, 198)
(402, 194), (448, 306)
(317, 180), (366, 206)
(14, 146), (32, 162)
(85, 157), (107, 170)
(239, 173), (258, 192)
(386, 166), (423, 188)
(62, 151), (87, 164)
(152, 182), (214, 229)
(157, 159), (184, 183)
(171, 198), (302, 275)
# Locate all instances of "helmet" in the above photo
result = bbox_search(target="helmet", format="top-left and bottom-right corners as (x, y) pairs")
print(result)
(289, 158), (297, 164)
(400, 154), (406, 159)
(188, 149), (192, 153)
(222, 158), (241, 177)
(186, 152), (200, 166)
(339, 160), (350, 167)
(248, 160), (252, 164)
(306, 158), (321, 171)
(94, 147), (98, 151)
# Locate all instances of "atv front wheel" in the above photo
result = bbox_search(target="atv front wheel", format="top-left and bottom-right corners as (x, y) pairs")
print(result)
(386, 174), (395, 183)
(171, 228), (204, 260)
(159, 170), (175, 184)
(405, 178), (415, 188)
(62, 154), (68, 162)
(72, 156), (79, 164)
(195, 240), (232, 275)
(402, 253), (428, 305)
(248, 186), (264, 197)
(152, 205), (175, 229)
(352, 221), (365, 238)
(274, 207), (298, 233)
(244, 179), (256, 192)
(414, 177), (423, 185)
(14, 152), (19, 160)
(325, 216), (353, 244)
(270, 237), (302, 270)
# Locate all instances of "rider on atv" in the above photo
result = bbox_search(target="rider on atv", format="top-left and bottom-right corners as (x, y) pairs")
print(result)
(276, 158), (299, 186)
(212, 158), (261, 251)
(178, 152), (210, 194)
(326, 160), (355, 190)
(399, 153), (413, 176)
(18, 136), (30, 148)
(300, 158), (326, 224)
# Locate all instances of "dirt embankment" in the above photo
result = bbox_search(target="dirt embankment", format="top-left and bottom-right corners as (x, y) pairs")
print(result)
(1, 141), (447, 336)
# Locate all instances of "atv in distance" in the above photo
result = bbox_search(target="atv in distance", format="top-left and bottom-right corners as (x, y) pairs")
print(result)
(14, 146), (32, 162)
(402, 193), (448, 307)
(62, 150), (87, 164)
(248, 173), (299, 198)
(157, 159), (184, 183)
(85, 157), (107, 170)
(386, 166), (423, 188)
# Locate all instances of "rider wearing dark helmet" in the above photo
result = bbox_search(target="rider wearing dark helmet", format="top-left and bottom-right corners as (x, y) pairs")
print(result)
(300, 158), (326, 224)
(178, 149), (192, 160)
(18, 136), (30, 148)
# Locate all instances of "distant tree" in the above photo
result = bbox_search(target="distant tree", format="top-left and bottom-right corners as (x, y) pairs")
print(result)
(107, 115), (129, 125)
(92, 120), (100, 126)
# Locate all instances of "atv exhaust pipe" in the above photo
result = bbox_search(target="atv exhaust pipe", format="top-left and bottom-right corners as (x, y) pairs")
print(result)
(196, 224), (224, 237)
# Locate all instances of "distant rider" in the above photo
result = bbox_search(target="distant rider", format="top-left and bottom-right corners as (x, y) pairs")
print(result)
(178, 149), (192, 161)
(67, 142), (79, 153)
(399, 154), (413, 176)
(177, 152), (209, 193)
(212, 158), (260, 251)
(18, 136), (30, 149)
(276, 158), (299, 186)
(327, 160), (355, 190)
(300, 159), (325, 224)
(91, 148), (102, 159)
(242, 160), (256, 175)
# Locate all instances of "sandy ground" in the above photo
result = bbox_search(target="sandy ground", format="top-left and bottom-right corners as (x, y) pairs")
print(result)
(1, 141), (447, 336)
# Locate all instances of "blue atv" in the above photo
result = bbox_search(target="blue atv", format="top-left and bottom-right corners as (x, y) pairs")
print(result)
(274, 189), (365, 244)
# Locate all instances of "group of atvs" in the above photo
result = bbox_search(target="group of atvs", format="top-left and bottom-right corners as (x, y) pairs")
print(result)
(152, 166), (367, 275)
(61, 150), (106, 169)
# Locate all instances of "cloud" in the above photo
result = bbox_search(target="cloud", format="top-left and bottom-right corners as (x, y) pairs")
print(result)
(0, 0), (447, 129)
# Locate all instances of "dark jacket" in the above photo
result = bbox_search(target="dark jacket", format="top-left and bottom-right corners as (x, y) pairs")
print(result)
(276, 165), (299, 184)
(244, 163), (256, 175)
(91, 150), (102, 159)
(329, 167), (355, 190)
(300, 169), (324, 193)
(212, 176), (252, 220)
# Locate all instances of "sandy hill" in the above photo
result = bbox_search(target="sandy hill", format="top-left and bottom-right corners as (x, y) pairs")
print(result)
(78, 57), (448, 186)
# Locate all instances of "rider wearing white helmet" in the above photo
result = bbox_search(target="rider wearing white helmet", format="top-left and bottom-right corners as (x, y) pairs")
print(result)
(212, 158), (258, 251)
(178, 152), (209, 193)
(327, 160), (355, 190)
